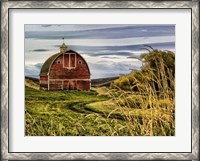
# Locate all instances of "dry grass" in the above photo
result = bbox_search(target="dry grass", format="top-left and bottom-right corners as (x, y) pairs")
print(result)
(25, 78), (40, 90)
(90, 50), (175, 136)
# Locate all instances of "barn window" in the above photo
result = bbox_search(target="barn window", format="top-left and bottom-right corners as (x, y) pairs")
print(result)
(78, 60), (82, 64)
(57, 61), (61, 64)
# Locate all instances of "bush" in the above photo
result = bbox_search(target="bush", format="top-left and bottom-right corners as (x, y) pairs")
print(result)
(111, 49), (175, 95)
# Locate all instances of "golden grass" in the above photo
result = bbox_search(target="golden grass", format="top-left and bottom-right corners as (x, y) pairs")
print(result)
(88, 50), (175, 136)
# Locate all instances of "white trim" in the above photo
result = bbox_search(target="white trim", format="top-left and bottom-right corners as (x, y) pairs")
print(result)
(63, 53), (64, 68)
(47, 75), (49, 90)
(69, 53), (71, 67)
(63, 53), (77, 69)
(75, 53), (77, 68)
(40, 80), (48, 84)
(56, 60), (61, 64)
(78, 60), (82, 65)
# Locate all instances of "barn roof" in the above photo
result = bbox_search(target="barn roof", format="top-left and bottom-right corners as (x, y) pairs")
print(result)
(39, 50), (90, 76)
(40, 53), (61, 76)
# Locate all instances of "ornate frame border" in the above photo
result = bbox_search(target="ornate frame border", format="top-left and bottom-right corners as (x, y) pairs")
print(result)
(1, 1), (199, 160)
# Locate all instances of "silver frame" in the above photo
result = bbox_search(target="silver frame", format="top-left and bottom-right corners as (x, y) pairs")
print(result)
(1, 1), (199, 160)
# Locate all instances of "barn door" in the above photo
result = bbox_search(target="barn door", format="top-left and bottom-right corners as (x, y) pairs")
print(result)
(64, 53), (76, 68)
(63, 80), (69, 90)
(69, 81), (74, 90)
(69, 80), (77, 90)
(63, 80), (77, 90)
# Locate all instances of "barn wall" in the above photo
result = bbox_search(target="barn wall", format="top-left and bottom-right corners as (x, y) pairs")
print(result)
(77, 80), (90, 90)
(40, 76), (48, 89)
(49, 80), (63, 90)
(49, 54), (90, 80)
(48, 79), (90, 91)
(40, 52), (91, 91)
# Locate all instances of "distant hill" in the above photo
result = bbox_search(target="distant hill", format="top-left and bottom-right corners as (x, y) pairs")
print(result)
(25, 76), (39, 82)
(25, 76), (40, 90)
(25, 76), (119, 88)
(91, 77), (119, 87)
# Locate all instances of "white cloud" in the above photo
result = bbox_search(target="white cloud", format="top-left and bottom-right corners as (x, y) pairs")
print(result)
(25, 24), (133, 32)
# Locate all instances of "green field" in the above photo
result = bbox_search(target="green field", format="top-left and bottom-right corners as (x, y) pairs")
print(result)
(25, 83), (174, 136)
(25, 85), (129, 136)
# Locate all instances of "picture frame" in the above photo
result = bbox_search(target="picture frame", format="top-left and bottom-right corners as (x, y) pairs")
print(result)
(1, 0), (199, 160)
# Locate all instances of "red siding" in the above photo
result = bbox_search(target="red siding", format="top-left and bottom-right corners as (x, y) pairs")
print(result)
(77, 80), (90, 90)
(49, 54), (90, 79)
(49, 80), (62, 90)
(46, 52), (90, 91)
(64, 54), (69, 67)
(40, 76), (48, 81)
(70, 54), (75, 67)
(40, 76), (48, 89)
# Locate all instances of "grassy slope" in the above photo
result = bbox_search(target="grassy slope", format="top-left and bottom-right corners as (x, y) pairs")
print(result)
(25, 78), (174, 136)
(26, 86), (127, 136)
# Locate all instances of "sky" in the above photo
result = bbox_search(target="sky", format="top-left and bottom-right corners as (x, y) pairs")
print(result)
(25, 24), (175, 79)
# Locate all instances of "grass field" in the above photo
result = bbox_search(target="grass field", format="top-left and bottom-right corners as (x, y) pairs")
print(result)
(26, 84), (131, 136)
(26, 87), (100, 135)
(25, 81), (174, 136)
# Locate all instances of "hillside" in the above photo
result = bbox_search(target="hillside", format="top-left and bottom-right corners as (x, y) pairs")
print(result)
(25, 76), (40, 90)
(91, 76), (119, 87)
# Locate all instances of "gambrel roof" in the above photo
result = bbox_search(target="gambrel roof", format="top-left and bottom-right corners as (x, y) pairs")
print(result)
(39, 50), (90, 76)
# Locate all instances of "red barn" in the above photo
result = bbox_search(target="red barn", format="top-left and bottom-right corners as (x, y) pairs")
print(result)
(39, 43), (91, 90)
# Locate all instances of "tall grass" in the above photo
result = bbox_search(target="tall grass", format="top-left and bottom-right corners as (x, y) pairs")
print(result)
(101, 49), (175, 136)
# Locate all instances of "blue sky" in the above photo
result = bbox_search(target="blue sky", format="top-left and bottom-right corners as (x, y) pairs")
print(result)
(25, 24), (175, 79)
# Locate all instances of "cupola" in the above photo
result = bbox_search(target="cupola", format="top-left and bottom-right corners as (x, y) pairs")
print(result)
(60, 42), (68, 53)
